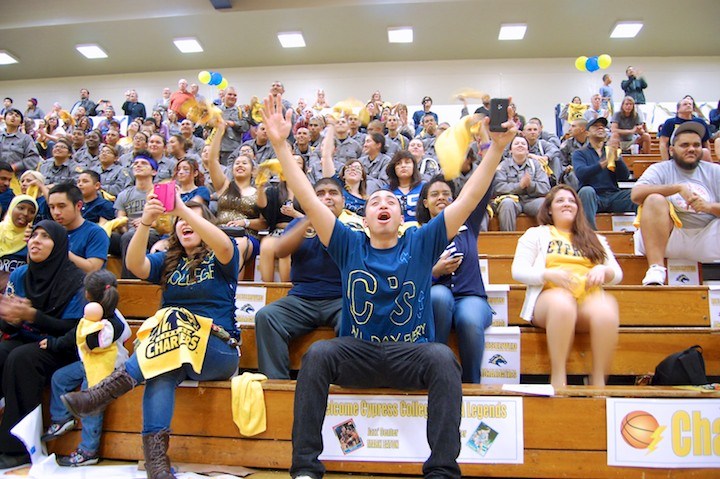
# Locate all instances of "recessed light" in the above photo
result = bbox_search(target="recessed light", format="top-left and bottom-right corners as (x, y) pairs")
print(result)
(278, 32), (306, 48)
(0, 50), (18, 65)
(388, 27), (413, 44)
(76, 44), (108, 59)
(174, 37), (204, 53)
(498, 24), (527, 40)
(610, 22), (643, 38)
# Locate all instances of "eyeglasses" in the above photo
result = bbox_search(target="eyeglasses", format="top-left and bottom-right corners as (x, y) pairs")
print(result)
(345, 165), (364, 172)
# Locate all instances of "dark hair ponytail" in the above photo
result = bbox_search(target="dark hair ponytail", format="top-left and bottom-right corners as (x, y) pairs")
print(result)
(84, 270), (119, 318)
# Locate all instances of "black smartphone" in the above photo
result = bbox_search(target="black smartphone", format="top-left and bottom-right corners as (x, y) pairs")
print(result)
(490, 98), (509, 132)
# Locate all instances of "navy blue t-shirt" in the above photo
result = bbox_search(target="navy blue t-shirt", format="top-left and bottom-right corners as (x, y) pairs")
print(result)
(433, 191), (490, 298)
(81, 196), (115, 223)
(180, 186), (211, 205)
(67, 220), (109, 263)
(659, 117), (711, 142)
(0, 248), (28, 277)
(286, 218), (342, 300)
(326, 212), (448, 343)
(146, 245), (239, 332)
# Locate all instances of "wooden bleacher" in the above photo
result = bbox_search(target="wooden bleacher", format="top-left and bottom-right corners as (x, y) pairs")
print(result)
(113, 281), (718, 378)
(50, 383), (720, 479)
(85, 221), (720, 478)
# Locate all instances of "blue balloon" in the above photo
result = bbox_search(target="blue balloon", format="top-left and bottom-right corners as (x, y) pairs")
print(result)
(208, 72), (223, 86)
(585, 56), (600, 73)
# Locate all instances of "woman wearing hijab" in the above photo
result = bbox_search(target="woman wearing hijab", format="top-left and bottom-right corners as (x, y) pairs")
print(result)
(0, 220), (86, 468)
(0, 195), (38, 293)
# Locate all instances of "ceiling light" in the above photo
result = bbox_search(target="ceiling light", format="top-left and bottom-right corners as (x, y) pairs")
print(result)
(498, 24), (527, 40)
(0, 51), (18, 65)
(610, 22), (643, 38)
(174, 37), (204, 53)
(75, 44), (108, 59)
(277, 32), (306, 48)
(388, 27), (413, 44)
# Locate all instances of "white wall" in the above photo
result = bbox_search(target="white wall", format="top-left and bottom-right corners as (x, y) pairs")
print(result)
(2, 56), (718, 134)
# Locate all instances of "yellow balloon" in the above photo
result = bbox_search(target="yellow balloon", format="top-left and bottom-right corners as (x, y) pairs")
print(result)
(598, 54), (612, 70)
(575, 56), (588, 71)
(198, 71), (211, 84)
(218, 78), (228, 90)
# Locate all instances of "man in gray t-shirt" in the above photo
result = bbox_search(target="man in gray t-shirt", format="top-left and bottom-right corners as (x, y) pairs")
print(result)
(631, 122), (720, 285)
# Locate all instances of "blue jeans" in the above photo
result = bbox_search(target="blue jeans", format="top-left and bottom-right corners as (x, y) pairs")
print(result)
(577, 186), (637, 230)
(291, 336), (462, 479)
(124, 335), (239, 434)
(431, 286), (493, 383)
(50, 361), (104, 454)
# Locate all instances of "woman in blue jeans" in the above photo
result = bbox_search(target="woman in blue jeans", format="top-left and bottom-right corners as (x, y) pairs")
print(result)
(416, 175), (493, 383)
(62, 198), (240, 479)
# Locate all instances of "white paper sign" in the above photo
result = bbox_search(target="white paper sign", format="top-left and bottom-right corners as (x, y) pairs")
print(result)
(612, 214), (637, 232)
(666, 259), (700, 286)
(235, 285), (267, 324)
(10, 405), (46, 465)
(708, 286), (720, 329)
(320, 395), (523, 464)
(607, 398), (720, 468)
(481, 327), (521, 385)
(486, 285), (510, 327)
(478, 258), (490, 286)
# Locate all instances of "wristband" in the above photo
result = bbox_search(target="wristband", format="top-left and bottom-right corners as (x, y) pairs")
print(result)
(140, 221), (153, 227)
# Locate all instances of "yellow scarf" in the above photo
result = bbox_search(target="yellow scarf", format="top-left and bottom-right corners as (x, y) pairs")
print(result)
(76, 318), (118, 387)
(135, 307), (212, 380)
(0, 195), (38, 257)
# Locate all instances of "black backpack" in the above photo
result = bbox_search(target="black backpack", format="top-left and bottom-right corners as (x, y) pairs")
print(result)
(651, 345), (708, 386)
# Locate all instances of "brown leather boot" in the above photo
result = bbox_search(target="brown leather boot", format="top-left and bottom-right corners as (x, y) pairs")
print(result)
(143, 429), (176, 479)
(61, 367), (136, 417)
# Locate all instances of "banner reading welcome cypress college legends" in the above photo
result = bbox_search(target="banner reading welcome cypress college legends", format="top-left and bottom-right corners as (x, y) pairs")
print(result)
(319, 395), (523, 464)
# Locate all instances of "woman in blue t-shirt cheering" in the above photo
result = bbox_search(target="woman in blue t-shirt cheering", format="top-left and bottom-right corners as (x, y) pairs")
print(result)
(62, 196), (240, 479)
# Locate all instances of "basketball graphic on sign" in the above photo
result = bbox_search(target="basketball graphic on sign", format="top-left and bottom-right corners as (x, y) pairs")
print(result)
(620, 410), (661, 449)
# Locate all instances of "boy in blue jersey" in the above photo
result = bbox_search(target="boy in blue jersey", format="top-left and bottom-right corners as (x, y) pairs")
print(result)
(262, 94), (517, 479)
(48, 183), (109, 273)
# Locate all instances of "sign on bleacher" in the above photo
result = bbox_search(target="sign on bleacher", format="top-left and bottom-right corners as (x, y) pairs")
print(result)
(320, 395), (524, 464)
(607, 398), (720, 468)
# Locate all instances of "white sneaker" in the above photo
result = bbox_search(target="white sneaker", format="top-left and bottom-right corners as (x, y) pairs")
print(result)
(642, 264), (667, 286)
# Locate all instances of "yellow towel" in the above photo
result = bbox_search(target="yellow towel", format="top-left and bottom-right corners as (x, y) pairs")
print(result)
(135, 307), (212, 380)
(76, 318), (118, 387)
(633, 201), (683, 229)
(492, 194), (519, 206)
(604, 146), (620, 172)
(231, 372), (268, 436)
(101, 217), (128, 237)
(435, 115), (474, 180)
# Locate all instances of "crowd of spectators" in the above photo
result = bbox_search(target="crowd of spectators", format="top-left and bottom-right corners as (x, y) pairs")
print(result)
(0, 74), (718, 472)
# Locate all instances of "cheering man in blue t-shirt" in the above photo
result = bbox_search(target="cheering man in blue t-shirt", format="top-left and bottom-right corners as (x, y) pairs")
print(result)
(263, 94), (517, 479)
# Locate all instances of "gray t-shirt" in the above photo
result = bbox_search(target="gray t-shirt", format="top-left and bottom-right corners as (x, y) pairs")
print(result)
(114, 186), (149, 220)
(635, 160), (720, 229)
(611, 111), (645, 141)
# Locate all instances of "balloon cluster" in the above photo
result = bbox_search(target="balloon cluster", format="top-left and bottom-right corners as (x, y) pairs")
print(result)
(575, 54), (612, 73)
(197, 70), (228, 89)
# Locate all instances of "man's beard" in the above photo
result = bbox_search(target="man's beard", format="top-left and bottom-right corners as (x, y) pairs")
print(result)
(674, 155), (701, 171)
